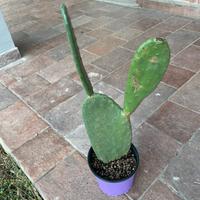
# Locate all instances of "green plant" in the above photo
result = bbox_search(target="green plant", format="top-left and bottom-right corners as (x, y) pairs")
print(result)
(0, 146), (42, 200)
(61, 4), (170, 163)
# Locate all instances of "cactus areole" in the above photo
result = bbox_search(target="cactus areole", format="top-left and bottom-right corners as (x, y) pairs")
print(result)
(61, 2), (170, 191)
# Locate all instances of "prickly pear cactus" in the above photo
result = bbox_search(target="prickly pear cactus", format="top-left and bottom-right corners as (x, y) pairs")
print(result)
(124, 38), (170, 115)
(83, 94), (131, 163)
(61, 4), (170, 164)
(61, 4), (131, 163)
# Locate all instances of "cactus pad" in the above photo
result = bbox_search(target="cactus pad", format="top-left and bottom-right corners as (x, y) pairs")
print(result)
(124, 38), (170, 115)
(83, 93), (132, 163)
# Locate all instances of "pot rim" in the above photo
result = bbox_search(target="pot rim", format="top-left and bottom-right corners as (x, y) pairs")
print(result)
(87, 143), (139, 183)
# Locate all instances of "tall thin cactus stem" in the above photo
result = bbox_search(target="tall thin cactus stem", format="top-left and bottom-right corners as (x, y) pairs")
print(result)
(61, 4), (94, 96)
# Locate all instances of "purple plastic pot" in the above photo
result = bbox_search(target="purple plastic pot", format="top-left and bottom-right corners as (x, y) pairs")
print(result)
(87, 144), (139, 196)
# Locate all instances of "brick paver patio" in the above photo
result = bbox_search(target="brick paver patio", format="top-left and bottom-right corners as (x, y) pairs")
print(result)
(0, 0), (200, 199)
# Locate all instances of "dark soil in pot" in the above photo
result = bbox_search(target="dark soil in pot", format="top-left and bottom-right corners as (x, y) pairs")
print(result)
(90, 149), (137, 181)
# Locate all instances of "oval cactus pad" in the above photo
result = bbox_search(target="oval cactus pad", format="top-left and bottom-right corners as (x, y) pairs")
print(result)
(83, 93), (132, 163)
(124, 38), (170, 115)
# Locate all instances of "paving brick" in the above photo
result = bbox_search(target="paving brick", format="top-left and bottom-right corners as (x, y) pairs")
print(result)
(85, 35), (126, 56)
(0, 70), (17, 86)
(155, 16), (192, 32)
(0, 83), (18, 111)
(72, 15), (94, 28)
(104, 18), (135, 32)
(9, 13), (37, 32)
(114, 27), (143, 41)
(68, 9), (84, 20)
(10, 18), (37, 33)
(22, 41), (55, 59)
(44, 91), (85, 136)
(9, 74), (50, 98)
(37, 59), (76, 84)
(171, 45), (200, 72)
(162, 129), (200, 200)
(79, 16), (116, 30)
(99, 3), (122, 12)
(147, 101), (200, 143)
(140, 181), (182, 200)
(92, 47), (133, 72)
(170, 73), (200, 113)
(130, 18), (162, 31)
(143, 26), (172, 38)
(129, 9), (146, 25)
(108, 7), (133, 19)
(65, 124), (90, 157)
(44, 33), (66, 49)
(162, 64), (194, 88)
(52, 23), (66, 34)
(76, 1), (106, 14)
(28, 27), (61, 44)
(184, 20), (200, 32)
(13, 128), (73, 182)
(45, 43), (70, 61)
(103, 63), (129, 91)
(23, 22), (51, 35)
(166, 30), (200, 55)
(70, 64), (108, 85)
(0, 101), (47, 151)
(86, 28), (113, 39)
(25, 77), (82, 115)
(36, 152), (128, 200)
(7, 55), (56, 79)
(128, 123), (181, 200)
(76, 33), (97, 49)
(84, 6), (130, 19)
(74, 26), (92, 35)
(143, 9), (171, 20)
(130, 83), (175, 130)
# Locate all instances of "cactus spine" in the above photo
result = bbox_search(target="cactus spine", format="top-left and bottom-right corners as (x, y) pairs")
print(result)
(61, 4), (170, 163)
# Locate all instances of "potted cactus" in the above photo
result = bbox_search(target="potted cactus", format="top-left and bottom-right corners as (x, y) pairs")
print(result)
(61, 4), (170, 196)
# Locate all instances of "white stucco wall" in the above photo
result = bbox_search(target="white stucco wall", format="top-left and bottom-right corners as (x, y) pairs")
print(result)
(0, 11), (15, 54)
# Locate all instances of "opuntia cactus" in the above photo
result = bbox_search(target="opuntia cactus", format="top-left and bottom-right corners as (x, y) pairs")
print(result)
(61, 4), (170, 163)
(124, 38), (170, 115)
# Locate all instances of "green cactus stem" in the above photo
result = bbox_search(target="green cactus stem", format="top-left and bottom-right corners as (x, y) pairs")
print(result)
(124, 38), (170, 115)
(83, 93), (132, 163)
(61, 4), (94, 96)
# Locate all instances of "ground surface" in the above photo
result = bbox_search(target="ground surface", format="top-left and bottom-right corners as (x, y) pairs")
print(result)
(0, 0), (200, 200)
(0, 146), (42, 200)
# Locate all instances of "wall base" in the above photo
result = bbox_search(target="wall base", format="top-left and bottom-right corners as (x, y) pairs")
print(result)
(0, 10), (21, 68)
(137, 0), (200, 19)
(0, 47), (21, 68)
(96, 0), (139, 8)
